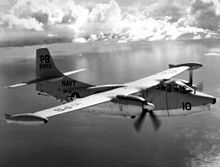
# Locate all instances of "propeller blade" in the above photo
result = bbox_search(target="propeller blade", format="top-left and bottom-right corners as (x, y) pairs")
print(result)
(134, 110), (147, 132)
(148, 110), (161, 131)
(189, 70), (193, 85)
(197, 81), (204, 91)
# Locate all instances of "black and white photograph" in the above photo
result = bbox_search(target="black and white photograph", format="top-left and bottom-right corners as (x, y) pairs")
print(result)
(0, 0), (220, 166)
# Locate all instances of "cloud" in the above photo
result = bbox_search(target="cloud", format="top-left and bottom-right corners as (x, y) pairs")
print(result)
(186, 0), (220, 30)
(146, 0), (183, 21)
(1, 0), (89, 30)
(0, 0), (220, 47)
(1, 14), (43, 31)
(80, 0), (121, 34)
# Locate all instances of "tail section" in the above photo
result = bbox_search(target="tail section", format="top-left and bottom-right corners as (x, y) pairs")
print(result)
(35, 48), (93, 101)
(36, 48), (63, 79)
(5, 48), (89, 92)
(6, 47), (93, 102)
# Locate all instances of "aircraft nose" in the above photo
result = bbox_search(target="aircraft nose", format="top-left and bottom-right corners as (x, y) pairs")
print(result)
(212, 98), (216, 104)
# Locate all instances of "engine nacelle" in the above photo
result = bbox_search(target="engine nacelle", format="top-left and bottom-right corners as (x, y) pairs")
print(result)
(116, 95), (155, 111)
(143, 102), (155, 111)
(116, 95), (146, 103)
(5, 113), (48, 125)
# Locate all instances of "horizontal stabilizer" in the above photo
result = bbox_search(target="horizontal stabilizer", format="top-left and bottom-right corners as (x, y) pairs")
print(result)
(63, 68), (86, 76)
(5, 68), (86, 89)
(5, 78), (60, 89)
(5, 83), (28, 88)
(169, 63), (202, 70)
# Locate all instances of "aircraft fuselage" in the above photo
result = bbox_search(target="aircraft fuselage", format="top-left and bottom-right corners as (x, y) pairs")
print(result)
(37, 78), (216, 118)
(85, 87), (215, 118)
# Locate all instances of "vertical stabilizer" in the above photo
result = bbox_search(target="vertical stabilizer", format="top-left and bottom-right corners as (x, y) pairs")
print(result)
(35, 48), (93, 101)
(36, 48), (63, 79)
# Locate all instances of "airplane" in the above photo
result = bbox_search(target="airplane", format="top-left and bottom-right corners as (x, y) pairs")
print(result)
(4, 48), (216, 131)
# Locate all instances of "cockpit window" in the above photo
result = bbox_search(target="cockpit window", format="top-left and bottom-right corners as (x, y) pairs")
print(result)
(180, 85), (193, 94)
(161, 84), (167, 91)
(166, 84), (172, 92)
(173, 84), (180, 92)
(156, 82), (193, 94)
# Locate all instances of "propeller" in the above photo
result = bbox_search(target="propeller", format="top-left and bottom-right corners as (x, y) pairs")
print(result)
(134, 108), (161, 132)
(134, 109), (147, 132)
(148, 110), (161, 130)
(189, 69), (204, 91)
(189, 70), (193, 86)
(197, 81), (204, 91)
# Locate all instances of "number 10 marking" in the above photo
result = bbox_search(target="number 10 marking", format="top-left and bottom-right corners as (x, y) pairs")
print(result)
(182, 102), (191, 110)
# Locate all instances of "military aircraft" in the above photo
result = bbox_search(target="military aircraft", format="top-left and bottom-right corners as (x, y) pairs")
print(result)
(4, 48), (216, 131)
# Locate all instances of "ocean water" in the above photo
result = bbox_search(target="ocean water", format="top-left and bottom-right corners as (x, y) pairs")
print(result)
(0, 39), (220, 167)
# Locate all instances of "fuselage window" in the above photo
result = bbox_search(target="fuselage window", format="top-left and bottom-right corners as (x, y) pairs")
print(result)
(161, 85), (167, 91)
(166, 84), (172, 92)
(173, 84), (180, 93)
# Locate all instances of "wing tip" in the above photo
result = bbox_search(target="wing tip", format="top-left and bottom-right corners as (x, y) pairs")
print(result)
(4, 113), (48, 125)
(4, 113), (11, 119)
(169, 63), (202, 70)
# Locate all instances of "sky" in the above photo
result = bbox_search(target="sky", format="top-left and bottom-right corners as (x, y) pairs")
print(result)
(0, 0), (189, 11)
(0, 0), (220, 46)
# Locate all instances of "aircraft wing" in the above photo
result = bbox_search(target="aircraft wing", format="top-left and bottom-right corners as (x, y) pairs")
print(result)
(127, 66), (189, 88)
(35, 94), (112, 118)
(5, 66), (189, 124)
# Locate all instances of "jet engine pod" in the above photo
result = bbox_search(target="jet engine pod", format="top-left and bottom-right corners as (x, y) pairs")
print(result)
(5, 113), (48, 125)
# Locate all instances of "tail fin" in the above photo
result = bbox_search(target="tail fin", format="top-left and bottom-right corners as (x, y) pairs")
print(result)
(36, 48), (63, 79)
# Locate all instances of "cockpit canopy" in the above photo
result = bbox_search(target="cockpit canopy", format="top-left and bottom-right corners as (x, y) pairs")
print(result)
(156, 80), (194, 94)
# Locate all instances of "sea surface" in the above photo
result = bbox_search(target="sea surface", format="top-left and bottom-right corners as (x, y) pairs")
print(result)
(1, 39), (220, 167)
